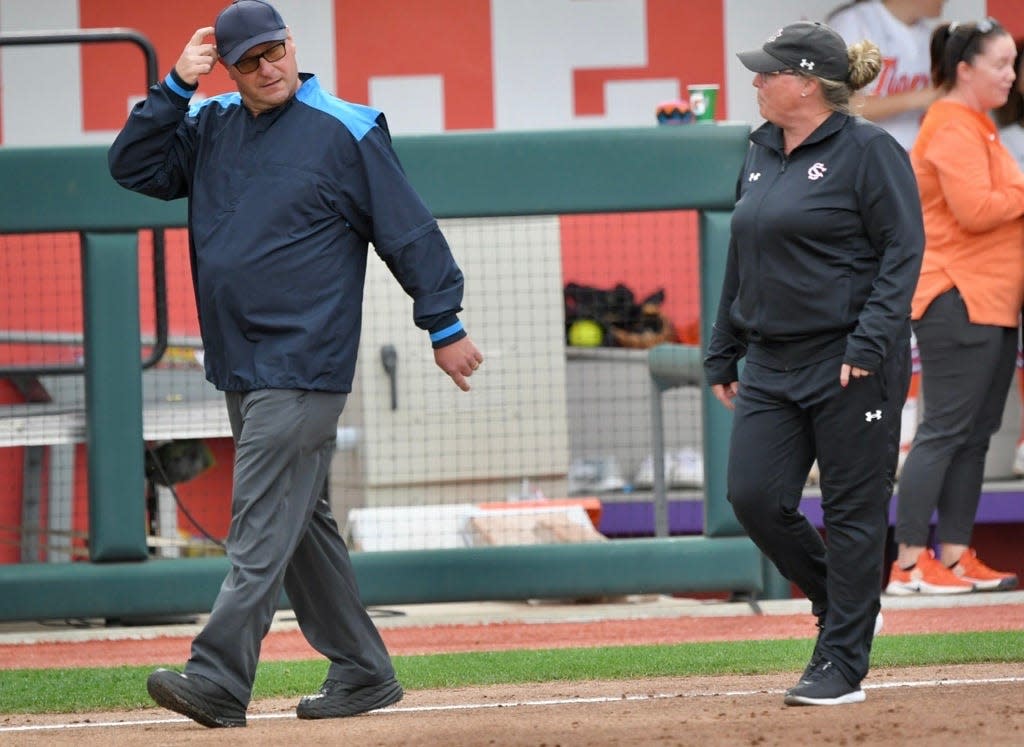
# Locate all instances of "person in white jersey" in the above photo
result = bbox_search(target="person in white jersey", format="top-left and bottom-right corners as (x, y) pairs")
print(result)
(827, 1), (945, 149)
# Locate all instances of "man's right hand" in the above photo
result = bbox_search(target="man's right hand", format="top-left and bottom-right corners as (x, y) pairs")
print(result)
(434, 336), (484, 392)
(174, 27), (218, 86)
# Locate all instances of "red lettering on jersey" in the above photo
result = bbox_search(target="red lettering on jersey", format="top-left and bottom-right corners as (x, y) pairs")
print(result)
(873, 58), (897, 94)
(871, 58), (929, 96)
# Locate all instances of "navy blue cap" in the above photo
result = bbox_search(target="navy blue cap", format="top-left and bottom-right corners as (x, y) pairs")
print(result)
(215, 0), (287, 66)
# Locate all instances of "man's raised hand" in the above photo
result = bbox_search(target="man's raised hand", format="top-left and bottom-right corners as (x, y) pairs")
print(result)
(174, 27), (218, 86)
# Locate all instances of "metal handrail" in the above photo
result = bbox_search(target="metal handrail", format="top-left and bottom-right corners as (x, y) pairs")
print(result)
(0, 28), (169, 374)
(0, 28), (157, 82)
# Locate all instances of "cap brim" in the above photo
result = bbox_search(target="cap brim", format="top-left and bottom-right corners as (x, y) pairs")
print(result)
(220, 28), (288, 65)
(736, 48), (788, 73)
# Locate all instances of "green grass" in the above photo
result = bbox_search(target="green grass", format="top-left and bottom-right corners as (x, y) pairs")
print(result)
(0, 631), (1020, 714)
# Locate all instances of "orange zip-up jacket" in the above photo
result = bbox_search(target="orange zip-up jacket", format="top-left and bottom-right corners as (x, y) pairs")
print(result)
(910, 99), (1024, 327)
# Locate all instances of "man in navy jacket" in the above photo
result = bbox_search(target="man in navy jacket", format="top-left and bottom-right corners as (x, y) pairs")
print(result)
(109, 0), (483, 728)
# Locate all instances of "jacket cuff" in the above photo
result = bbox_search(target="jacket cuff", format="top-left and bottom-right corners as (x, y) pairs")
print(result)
(430, 316), (467, 349)
(704, 366), (739, 386)
(164, 69), (198, 101)
(843, 345), (881, 374)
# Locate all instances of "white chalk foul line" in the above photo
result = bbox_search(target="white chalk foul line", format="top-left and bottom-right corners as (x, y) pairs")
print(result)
(2, 675), (1022, 734)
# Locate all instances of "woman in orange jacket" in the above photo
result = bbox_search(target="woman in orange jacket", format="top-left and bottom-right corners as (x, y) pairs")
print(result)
(889, 19), (1023, 595)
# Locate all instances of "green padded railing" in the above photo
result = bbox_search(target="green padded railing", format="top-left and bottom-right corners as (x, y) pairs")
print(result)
(0, 124), (789, 621)
(0, 124), (746, 231)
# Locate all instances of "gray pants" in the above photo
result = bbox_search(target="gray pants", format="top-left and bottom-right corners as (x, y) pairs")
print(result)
(896, 289), (1018, 547)
(184, 389), (395, 706)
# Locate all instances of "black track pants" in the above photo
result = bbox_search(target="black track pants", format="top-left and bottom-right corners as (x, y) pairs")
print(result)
(726, 340), (908, 686)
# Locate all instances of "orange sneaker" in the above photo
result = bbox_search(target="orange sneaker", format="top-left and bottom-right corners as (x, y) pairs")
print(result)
(948, 548), (1019, 592)
(885, 549), (975, 595)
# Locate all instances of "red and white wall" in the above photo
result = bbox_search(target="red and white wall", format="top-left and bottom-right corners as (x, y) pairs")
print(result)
(2, 0), (1024, 562)
(2, 0), (1019, 145)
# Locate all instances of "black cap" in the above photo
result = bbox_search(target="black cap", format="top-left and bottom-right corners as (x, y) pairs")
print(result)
(215, 0), (287, 66)
(737, 22), (849, 81)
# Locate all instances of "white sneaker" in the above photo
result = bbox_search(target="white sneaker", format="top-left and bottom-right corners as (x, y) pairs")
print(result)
(568, 456), (625, 494)
(633, 449), (704, 489)
(1013, 442), (1024, 478)
(668, 447), (704, 488)
(632, 454), (656, 488)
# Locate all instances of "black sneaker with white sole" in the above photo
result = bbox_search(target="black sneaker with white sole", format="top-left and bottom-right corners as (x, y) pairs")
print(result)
(146, 668), (247, 727)
(784, 660), (865, 706)
(800, 612), (882, 681)
(296, 677), (404, 719)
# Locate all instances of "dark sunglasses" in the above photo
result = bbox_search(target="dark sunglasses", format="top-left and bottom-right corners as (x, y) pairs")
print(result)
(234, 41), (286, 74)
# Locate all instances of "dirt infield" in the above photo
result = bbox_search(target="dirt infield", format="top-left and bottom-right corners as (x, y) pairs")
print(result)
(1, 600), (1023, 745)
(2, 665), (1023, 746)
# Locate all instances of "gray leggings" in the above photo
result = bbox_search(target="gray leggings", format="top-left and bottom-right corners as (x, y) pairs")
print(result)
(896, 289), (1017, 547)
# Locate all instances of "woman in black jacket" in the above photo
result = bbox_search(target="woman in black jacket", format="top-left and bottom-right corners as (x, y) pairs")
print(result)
(704, 21), (924, 707)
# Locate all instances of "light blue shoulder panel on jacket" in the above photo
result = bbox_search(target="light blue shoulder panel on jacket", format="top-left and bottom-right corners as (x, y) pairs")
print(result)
(188, 92), (243, 117)
(297, 78), (380, 140)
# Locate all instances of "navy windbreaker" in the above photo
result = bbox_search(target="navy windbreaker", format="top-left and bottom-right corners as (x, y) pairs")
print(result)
(109, 71), (466, 393)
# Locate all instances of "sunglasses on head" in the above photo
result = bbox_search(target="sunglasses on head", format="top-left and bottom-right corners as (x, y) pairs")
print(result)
(947, 17), (1002, 63)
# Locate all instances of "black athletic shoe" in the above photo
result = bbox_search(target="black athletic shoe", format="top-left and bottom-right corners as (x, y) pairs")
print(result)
(803, 612), (883, 680)
(784, 660), (865, 706)
(146, 668), (247, 728)
(296, 677), (404, 719)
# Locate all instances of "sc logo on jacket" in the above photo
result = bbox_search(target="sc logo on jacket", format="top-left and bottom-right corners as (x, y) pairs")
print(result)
(807, 162), (828, 180)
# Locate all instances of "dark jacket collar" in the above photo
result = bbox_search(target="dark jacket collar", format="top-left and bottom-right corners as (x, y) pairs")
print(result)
(750, 111), (850, 156)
